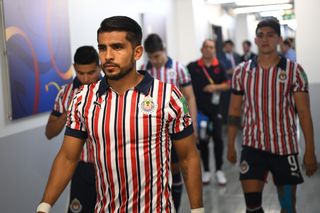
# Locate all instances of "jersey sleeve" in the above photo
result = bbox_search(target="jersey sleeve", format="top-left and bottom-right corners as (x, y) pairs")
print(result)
(65, 85), (88, 139)
(177, 63), (192, 87)
(293, 64), (309, 92)
(51, 85), (68, 117)
(167, 85), (194, 140)
(231, 65), (244, 95)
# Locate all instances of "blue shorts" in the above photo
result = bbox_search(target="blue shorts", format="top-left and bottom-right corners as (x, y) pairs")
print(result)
(239, 146), (304, 186)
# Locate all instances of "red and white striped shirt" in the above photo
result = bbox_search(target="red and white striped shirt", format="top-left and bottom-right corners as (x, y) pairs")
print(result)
(66, 71), (193, 212)
(141, 57), (191, 87)
(232, 56), (309, 155)
(52, 78), (94, 163)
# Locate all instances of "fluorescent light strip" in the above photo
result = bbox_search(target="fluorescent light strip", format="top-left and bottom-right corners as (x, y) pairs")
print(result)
(236, 0), (291, 6)
(233, 4), (293, 14)
(207, 0), (236, 4)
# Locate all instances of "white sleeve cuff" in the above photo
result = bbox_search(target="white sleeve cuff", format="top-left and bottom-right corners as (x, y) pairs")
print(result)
(191, 207), (205, 213)
(36, 202), (51, 213)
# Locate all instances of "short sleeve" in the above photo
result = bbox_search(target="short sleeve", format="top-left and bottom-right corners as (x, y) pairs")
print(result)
(177, 63), (192, 87)
(167, 85), (194, 140)
(293, 64), (309, 92)
(231, 65), (244, 95)
(65, 86), (88, 139)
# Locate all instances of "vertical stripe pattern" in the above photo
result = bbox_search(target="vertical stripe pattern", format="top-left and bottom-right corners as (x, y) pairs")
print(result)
(53, 82), (94, 162)
(67, 75), (192, 212)
(232, 58), (309, 155)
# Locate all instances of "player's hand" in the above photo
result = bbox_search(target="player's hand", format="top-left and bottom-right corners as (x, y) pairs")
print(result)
(203, 84), (217, 93)
(303, 151), (318, 177)
(227, 144), (237, 164)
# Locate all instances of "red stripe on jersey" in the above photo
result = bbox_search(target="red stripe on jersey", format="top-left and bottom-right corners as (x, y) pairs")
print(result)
(117, 95), (127, 213)
(271, 67), (279, 153)
(143, 110), (151, 212)
(105, 93), (116, 212)
(155, 82), (164, 212)
(130, 92), (139, 213)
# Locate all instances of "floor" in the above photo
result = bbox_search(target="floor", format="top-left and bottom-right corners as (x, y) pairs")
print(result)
(178, 131), (320, 213)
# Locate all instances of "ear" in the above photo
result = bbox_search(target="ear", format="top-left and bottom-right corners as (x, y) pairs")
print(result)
(134, 45), (143, 60)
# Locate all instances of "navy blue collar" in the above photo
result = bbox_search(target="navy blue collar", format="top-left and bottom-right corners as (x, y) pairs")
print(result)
(72, 77), (82, 89)
(72, 75), (103, 89)
(250, 55), (287, 70)
(146, 57), (173, 69)
(97, 70), (154, 96)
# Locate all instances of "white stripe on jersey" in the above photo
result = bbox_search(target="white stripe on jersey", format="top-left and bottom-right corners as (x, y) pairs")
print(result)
(67, 73), (192, 212)
(232, 57), (308, 155)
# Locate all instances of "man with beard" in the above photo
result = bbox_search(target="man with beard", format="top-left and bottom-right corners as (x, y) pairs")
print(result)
(36, 16), (203, 213)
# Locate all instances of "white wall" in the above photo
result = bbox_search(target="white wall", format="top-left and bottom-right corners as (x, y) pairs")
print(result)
(295, 0), (320, 83)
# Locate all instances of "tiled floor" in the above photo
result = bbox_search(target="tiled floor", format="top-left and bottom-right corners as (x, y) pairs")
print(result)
(178, 132), (320, 213)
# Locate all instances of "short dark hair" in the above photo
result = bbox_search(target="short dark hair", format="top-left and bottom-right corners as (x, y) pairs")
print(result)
(144, 33), (164, 54)
(224, 39), (234, 46)
(243, 40), (251, 47)
(97, 16), (142, 47)
(74, 46), (99, 65)
(283, 38), (292, 47)
(256, 17), (281, 36)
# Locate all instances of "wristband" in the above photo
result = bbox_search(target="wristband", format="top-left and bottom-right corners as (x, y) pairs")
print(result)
(36, 202), (51, 213)
(191, 207), (205, 213)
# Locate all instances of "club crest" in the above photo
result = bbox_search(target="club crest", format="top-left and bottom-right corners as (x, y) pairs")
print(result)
(278, 70), (287, 82)
(167, 68), (176, 78)
(139, 96), (158, 115)
(69, 198), (82, 213)
(240, 160), (249, 174)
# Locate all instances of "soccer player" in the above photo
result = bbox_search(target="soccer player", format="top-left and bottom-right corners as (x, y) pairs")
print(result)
(227, 17), (318, 213)
(37, 16), (203, 213)
(45, 46), (100, 213)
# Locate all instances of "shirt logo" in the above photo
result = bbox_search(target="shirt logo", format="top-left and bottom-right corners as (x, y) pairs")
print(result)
(240, 160), (249, 174)
(139, 96), (158, 115)
(69, 198), (82, 213)
(278, 70), (287, 82)
(167, 68), (176, 78)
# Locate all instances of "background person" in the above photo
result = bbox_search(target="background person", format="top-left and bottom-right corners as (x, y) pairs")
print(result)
(227, 17), (317, 213)
(45, 46), (100, 213)
(187, 39), (229, 185)
(142, 33), (198, 211)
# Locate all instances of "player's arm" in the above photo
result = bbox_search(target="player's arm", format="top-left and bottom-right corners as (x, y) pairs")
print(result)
(294, 92), (317, 176)
(227, 93), (243, 164)
(37, 135), (84, 212)
(180, 85), (198, 133)
(173, 133), (203, 210)
(45, 112), (68, 139)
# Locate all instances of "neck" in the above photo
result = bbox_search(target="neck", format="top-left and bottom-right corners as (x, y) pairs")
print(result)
(202, 57), (213, 67)
(257, 53), (280, 69)
(107, 69), (143, 95)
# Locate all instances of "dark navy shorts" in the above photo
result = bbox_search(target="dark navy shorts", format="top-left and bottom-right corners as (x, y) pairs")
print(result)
(239, 146), (304, 186)
(68, 161), (96, 213)
(171, 146), (179, 164)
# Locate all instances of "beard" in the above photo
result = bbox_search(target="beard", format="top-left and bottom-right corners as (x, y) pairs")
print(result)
(102, 58), (135, 80)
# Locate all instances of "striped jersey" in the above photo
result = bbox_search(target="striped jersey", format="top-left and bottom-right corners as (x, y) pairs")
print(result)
(65, 71), (193, 212)
(231, 56), (309, 155)
(52, 78), (94, 163)
(141, 57), (191, 87)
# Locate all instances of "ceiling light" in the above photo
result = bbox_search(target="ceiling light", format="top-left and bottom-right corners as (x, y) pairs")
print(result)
(236, 0), (291, 6)
(206, 0), (236, 4)
(233, 4), (293, 14)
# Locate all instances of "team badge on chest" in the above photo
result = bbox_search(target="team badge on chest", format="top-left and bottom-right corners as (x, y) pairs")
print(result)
(278, 70), (287, 82)
(167, 68), (176, 79)
(139, 96), (158, 115)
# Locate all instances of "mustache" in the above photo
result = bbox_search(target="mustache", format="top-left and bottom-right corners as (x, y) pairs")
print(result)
(102, 61), (120, 68)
